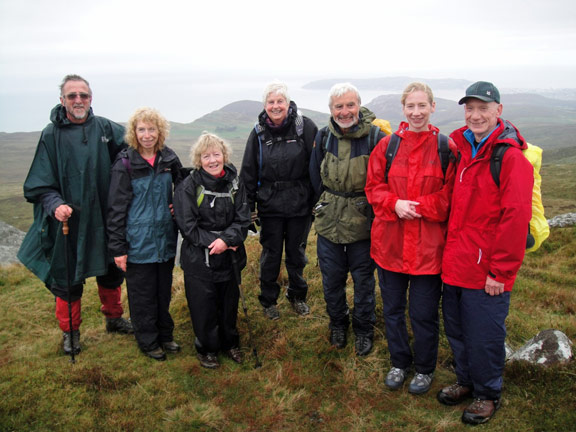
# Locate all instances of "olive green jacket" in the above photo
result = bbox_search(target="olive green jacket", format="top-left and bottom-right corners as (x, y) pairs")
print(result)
(309, 107), (384, 244)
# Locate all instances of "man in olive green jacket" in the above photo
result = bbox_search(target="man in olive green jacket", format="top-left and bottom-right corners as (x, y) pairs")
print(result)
(309, 83), (385, 356)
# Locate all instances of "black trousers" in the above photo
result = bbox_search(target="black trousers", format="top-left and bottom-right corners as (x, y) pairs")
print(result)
(184, 275), (240, 355)
(125, 259), (175, 352)
(317, 236), (376, 337)
(258, 215), (311, 307)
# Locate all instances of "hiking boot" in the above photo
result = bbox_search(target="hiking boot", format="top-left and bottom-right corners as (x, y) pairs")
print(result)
(263, 305), (280, 320)
(385, 367), (408, 390)
(330, 328), (347, 349)
(62, 330), (81, 355)
(355, 335), (373, 356)
(162, 341), (181, 353)
(226, 347), (244, 364)
(144, 347), (167, 361)
(289, 298), (310, 316)
(106, 317), (134, 334)
(409, 372), (434, 395)
(436, 383), (473, 406)
(462, 398), (501, 425)
(197, 353), (220, 369)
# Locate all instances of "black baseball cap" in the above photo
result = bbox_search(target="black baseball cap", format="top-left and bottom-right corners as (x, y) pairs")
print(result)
(458, 81), (501, 105)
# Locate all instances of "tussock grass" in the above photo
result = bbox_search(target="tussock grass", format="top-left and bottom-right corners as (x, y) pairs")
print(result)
(1, 227), (576, 431)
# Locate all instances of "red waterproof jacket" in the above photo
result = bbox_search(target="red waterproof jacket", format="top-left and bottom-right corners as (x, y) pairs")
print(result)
(366, 122), (457, 274)
(442, 119), (533, 291)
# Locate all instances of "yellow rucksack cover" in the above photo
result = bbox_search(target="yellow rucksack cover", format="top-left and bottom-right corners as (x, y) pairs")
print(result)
(524, 143), (550, 253)
(372, 119), (393, 136)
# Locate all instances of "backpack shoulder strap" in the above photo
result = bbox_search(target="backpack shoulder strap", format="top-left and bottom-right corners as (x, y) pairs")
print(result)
(295, 112), (304, 137)
(254, 122), (266, 188)
(384, 134), (401, 183)
(437, 133), (452, 179)
(320, 127), (331, 160)
(368, 125), (380, 152)
(490, 144), (511, 187)
(196, 184), (206, 207)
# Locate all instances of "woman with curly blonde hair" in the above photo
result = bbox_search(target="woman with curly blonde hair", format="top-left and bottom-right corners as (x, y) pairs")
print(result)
(108, 107), (183, 361)
(174, 132), (250, 369)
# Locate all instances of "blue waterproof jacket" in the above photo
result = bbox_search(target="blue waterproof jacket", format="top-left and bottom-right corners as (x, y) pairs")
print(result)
(107, 146), (182, 263)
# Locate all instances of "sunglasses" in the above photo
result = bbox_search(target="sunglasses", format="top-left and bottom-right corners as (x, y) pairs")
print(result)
(63, 92), (91, 101)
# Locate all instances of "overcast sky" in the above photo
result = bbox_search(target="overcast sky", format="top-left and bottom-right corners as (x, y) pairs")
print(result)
(1, 0), (576, 132)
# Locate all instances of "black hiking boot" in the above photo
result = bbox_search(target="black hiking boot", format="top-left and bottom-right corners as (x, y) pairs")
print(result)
(62, 330), (81, 355)
(355, 335), (373, 356)
(330, 328), (347, 349)
(106, 317), (134, 334)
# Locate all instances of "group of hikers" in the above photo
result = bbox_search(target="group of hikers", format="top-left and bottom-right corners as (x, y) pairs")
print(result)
(18, 74), (534, 425)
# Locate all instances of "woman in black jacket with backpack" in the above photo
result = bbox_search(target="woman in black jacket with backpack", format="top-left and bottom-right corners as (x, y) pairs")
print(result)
(174, 132), (250, 369)
(240, 81), (318, 320)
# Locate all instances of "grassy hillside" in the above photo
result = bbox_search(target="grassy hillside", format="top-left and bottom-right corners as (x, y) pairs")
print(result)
(1, 126), (575, 429)
(1, 223), (575, 431)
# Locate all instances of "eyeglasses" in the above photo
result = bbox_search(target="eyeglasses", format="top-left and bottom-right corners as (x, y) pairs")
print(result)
(63, 92), (91, 101)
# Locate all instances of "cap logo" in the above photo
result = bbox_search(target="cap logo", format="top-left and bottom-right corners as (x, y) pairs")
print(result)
(487, 91), (491, 96)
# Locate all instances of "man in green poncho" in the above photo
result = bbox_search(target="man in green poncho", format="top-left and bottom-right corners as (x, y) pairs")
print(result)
(18, 74), (133, 356)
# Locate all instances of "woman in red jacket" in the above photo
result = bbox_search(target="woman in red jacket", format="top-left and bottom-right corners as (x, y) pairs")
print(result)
(366, 82), (457, 395)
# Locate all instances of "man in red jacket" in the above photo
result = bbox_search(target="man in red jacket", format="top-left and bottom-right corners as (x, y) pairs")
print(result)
(437, 82), (533, 425)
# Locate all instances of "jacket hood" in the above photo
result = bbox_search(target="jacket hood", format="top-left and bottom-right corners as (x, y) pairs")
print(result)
(495, 119), (528, 150)
(328, 106), (376, 139)
(396, 121), (440, 137)
(451, 118), (527, 155)
(257, 100), (300, 132)
(50, 104), (94, 128)
(191, 163), (238, 189)
(120, 146), (179, 168)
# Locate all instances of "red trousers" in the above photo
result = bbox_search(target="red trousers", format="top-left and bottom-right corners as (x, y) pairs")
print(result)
(55, 285), (124, 331)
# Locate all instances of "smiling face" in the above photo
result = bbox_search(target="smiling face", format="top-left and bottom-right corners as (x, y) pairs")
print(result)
(264, 92), (289, 125)
(60, 80), (92, 123)
(135, 121), (159, 155)
(402, 90), (435, 132)
(201, 145), (225, 177)
(464, 99), (502, 141)
(330, 91), (360, 132)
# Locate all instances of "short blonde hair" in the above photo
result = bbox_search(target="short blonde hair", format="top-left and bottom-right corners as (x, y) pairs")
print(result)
(190, 132), (232, 169)
(125, 107), (170, 152)
(401, 82), (434, 105)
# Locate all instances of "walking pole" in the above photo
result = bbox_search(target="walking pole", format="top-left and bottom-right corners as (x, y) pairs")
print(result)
(231, 252), (262, 369)
(62, 220), (75, 363)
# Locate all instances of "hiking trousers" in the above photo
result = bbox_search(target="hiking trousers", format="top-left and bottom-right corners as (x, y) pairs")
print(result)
(378, 268), (442, 374)
(125, 258), (175, 352)
(258, 215), (311, 307)
(317, 235), (376, 336)
(442, 284), (510, 400)
(184, 275), (240, 355)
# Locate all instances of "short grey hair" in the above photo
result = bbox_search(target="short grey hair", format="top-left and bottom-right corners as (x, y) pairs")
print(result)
(59, 74), (91, 95)
(328, 82), (361, 108)
(262, 81), (291, 105)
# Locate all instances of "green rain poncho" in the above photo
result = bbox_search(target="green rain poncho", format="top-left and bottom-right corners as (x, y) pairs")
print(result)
(18, 105), (126, 288)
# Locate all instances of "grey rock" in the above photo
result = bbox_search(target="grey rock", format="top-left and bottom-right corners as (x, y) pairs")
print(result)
(505, 342), (515, 361)
(0, 220), (25, 266)
(508, 329), (573, 366)
(547, 212), (576, 228)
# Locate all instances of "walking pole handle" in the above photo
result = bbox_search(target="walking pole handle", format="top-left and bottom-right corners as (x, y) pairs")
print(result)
(62, 220), (69, 235)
